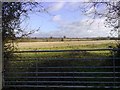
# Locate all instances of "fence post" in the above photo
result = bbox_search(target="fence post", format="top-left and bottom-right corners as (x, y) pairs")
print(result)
(0, 1), (2, 90)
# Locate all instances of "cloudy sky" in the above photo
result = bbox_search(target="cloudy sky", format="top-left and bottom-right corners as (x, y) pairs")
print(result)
(21, 2), (113, 38)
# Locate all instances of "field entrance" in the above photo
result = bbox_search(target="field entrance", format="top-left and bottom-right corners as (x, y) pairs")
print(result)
(4, 39), (120, 89)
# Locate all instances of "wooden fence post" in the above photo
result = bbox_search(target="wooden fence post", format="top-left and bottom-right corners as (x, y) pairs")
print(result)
(0, 1), (2, 90)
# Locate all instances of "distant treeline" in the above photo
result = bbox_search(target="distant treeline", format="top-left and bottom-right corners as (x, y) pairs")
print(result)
(16, 37), (120, 42)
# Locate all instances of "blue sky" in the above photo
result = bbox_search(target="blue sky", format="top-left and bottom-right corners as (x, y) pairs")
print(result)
(20, 2), (114, 38)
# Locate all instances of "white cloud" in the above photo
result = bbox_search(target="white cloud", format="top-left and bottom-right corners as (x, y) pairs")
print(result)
(34, 0), (110, 2)
(43, 19), (109, 37)
(67, 2), (81, 9)
(50, 18), (111, 38)
(52, 15), (62, 22)
(48, 2), (65, 12)
(29, 7), (112, 38)
(87, 30), (93, 33)
(30, 18), (112, 38)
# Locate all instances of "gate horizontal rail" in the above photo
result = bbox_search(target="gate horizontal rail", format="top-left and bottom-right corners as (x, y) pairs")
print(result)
(5, 76), (120, 79)
(13, 48), (120, 53)
(4, 85), (120, 88)
(7, 66), (120, 69)
(5, 81), (120, 84)
(4, 72), (120, 74)
(4, 48), (120, 89)
(7, 57), (120, 61)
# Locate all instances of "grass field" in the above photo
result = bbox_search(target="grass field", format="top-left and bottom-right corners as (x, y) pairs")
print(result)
(5, 39), (119, 88)
(7, 39), (117, 71)
(6, 39), (115, 72)
(16, 40), (116, 50)
(13, 39), (115, 66)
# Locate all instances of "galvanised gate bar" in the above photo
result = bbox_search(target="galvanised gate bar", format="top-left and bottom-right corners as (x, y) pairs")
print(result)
(3, 48), (120, 89)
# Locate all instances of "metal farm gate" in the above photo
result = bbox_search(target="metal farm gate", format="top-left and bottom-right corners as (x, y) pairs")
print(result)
(3, 48), (120, 89)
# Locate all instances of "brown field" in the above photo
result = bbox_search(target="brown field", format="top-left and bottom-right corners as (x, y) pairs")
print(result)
(16, 40), (116, 50)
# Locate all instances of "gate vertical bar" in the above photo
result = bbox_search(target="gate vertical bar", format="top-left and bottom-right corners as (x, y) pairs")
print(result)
(36, 52), (38, 87)
(112, 49), (116, 87)
(0, 1), (2, 90)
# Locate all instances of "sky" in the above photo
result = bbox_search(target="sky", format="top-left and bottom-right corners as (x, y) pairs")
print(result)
(20, 2), (114, 38)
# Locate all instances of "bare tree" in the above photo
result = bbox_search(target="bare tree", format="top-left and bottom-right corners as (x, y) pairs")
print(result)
(83, 1), (120, 38)
(2, 2), (49, 72)
(2, 2), (48, 56)
(83, 1), (120, 67)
